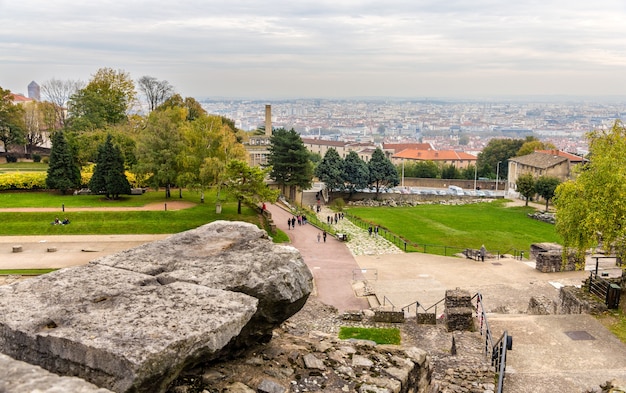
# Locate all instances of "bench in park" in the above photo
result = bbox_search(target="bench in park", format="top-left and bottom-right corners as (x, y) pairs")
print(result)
(463, 248), (481, 260)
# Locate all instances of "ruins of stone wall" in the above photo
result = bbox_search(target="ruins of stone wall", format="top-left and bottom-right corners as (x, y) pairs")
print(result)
(559, 286), (607, 315)
(535, 249), (579, 272)
(195, 329), (433, 393)
(444, 289), (474, 332)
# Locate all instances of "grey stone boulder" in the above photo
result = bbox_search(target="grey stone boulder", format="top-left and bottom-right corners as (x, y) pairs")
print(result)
(0, 352), (114, 393)
(92, 220), (314, 347)
(0, 221), (313, 393)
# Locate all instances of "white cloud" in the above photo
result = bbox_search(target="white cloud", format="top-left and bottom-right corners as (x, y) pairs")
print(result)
(1, 0), (626, 98)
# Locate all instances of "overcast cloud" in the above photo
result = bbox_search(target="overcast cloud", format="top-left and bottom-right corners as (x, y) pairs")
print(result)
(2, 0), (626, 99)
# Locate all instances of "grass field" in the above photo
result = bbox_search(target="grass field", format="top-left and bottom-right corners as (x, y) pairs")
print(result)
(0, 189), (265, 235)
(0, 162), (48, 172)
(338, 326), (401, 345)
(346, 199), (560, 255)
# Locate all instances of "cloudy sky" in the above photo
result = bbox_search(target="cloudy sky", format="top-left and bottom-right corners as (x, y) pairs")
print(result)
(2, 0), (626, 100)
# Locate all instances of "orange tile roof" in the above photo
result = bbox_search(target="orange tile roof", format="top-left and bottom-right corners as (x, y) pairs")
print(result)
(393, 149), (477, 161)
(10, 93), (32, 103)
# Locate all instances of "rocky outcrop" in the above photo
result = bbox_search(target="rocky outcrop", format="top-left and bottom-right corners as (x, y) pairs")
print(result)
(172, 326), (433, 393)
(0, 221), (313, 393)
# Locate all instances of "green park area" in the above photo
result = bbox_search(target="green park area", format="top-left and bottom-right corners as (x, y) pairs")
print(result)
(346, 199), (560, 256)
(0, 188), (262, 236)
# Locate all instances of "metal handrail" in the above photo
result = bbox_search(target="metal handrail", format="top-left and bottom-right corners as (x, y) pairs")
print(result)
(472, 293), (495, 357)
(401, 297), (445, 318)
(492, 331), (512, 393)
(381, 295), (395, 311)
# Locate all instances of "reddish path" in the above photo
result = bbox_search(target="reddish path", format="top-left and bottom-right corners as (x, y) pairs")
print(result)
(266, 204), (369, 312)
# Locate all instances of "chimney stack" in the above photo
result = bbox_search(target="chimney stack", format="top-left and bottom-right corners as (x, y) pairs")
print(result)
(265, 105), (272, 136)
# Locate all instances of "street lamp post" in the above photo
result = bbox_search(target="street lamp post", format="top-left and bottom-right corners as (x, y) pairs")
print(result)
(496, 161), (501, 192)
(473, 163), (477, 191)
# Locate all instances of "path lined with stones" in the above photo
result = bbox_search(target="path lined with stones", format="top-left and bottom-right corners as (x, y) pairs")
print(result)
(316, 206), (403, 256)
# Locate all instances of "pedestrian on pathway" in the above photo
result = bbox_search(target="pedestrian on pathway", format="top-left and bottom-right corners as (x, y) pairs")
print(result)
(317, 232), (321, 243)
(287, 219), (291, 230)
(323, 231), (327, 242)
(368, 226), (372, 237)
(291, 217), (296, 228)
(480, 245), (486, 262)
(374, 226), (379, 236)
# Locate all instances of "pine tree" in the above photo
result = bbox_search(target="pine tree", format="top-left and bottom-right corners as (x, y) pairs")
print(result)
(315, 148), (345, 195)
(90, 134), (130, 199)
(267, 128), (312, 201)
(46, 130), (81, 194)
(368, 148), (399, 197)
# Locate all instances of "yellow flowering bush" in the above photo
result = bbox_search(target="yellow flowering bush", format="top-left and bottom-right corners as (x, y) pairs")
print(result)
(0, 172), (47, 190)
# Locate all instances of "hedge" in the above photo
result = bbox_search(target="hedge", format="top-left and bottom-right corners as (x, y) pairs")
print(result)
(0, 172), (47, 190)
(0, 170), (141, 191)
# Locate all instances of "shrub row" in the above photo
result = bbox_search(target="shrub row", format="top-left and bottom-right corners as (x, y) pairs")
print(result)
(0, 171), (141, 191)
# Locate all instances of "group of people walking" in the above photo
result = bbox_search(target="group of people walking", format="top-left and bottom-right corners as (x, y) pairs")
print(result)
(326, 212), (344, 225)
(287, 214), (308, 230)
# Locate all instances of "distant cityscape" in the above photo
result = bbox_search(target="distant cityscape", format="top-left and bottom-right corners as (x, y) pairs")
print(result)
(201, 98), (626, 156)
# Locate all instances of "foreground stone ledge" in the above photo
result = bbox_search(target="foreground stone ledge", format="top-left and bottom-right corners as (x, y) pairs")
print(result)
(0, 351), (113, 393)
(0, 264), (258, 392)
(0, 221), (313, 393)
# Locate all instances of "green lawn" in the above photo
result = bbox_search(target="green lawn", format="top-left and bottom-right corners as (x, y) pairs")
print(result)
(347, 199), (560, 255)
(338, 326), (401, 345)
(0, 162), (48, 172)
(0, 189), (172, 208)
(0, 190), (265, 235)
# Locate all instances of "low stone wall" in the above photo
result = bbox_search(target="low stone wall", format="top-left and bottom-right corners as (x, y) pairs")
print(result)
(535, 249), (580, 272)
(559, 286), (607, 315)
(444, 289), (474, 332)
(373, 310), (405, 323)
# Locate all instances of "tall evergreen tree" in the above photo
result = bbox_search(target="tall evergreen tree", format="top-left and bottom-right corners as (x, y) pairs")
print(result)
(368, 148), (399, 197)
(46, 130), (81, 194)
(90, 134), (131, 199)
(343, 151), (369, 194)
(315, 148), (345, 195)
(267, 128), (312, 201)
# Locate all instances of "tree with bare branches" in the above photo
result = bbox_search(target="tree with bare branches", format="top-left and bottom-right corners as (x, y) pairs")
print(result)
(137, 76), (174, 112)
(40, 78), (84, 128)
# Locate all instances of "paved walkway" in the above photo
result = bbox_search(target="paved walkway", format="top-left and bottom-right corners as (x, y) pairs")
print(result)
(265, 204), (369, 312)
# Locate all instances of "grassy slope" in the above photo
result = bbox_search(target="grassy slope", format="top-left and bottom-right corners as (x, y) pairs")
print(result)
(0, 190), (263, 235)
(347, 199), (561, 253)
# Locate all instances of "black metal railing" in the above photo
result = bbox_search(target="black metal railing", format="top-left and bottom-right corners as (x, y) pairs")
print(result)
(401, 297), (446, 318)
(473, 292), (512, 393)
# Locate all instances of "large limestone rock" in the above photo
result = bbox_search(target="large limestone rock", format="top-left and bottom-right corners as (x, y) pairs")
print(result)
(0, 221), (313, 393)
(0, 352), (114, 393)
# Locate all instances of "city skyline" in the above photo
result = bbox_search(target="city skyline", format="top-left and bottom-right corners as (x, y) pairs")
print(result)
(2, 1), (626, 100)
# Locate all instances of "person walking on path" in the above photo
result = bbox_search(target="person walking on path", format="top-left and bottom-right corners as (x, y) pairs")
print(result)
(323, 231), (327, 243)
(317, 232), (321, 243)
(287, 218), (291, 230)
(480, 245), (486, 262)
